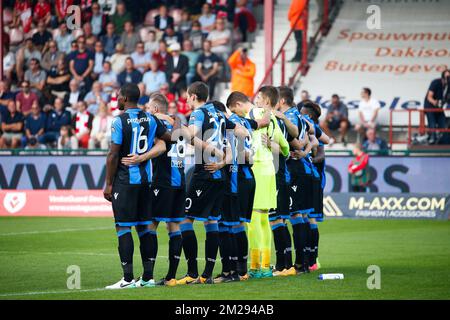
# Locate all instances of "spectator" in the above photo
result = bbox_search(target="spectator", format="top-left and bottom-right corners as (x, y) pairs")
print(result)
(160, 83), (175, 103)
(68, 36), (95, 91)
(16, 81), (39, 117)
(130, 42), (152, 74)
(55, 23), (74, 55)
(64, 79), (86, 115)
(120, 21), (140, 54)
(195, 40), (221, 99)
(348, 143), (370, 192)
(189, 20), (205, 52)
(12, 0), (33, 33)
(33, 0), (51, 25)
(179, 9), (193, 36)
(321, 94), (349, 145)
(41, 40), (64, 73)
(163, 25), (183, 48)
(0, 101), (24, 149)
(199, 3), (216, 36)
(355, 87), (380, 142)
(154, 4), (174, 32)
(82, 22), (97, 51)
(92, 41), (106, 77)
(72, 101), (93, 149)
(44, 59), (71, 102)
(3, 46), (16, 82)
(84, 81), (109, 115)
(110, 2), (132, 35)
(144, 30), (159, 55)
(0, 81), (15, 119)
(55, 0), (74, 25)
(166, 42), (189, 95)
(152, 40), (171, 72)
(288, 0), (307, 62)
(363, 128), (388, 154)
(98, 0), (117, 15)
(182, 39), (200, 85)
(40, 97), (71, 145)
(137, 83), (150, 107)
(22, 101), (46, 147)
(24, 58), (47, 97)
(16, 39), (42, 81)
(176, 89), (192, 119)
(58, 125), (79, 152)
(90, 2), (108, 37)
(142, 60), (167, 95)
(208, 17), (232, 60)
(228, 47), (255, 98)
(100, 23), (120, 57)
(98, 61), (118, 94)
(24, 136), (47, 152)
(168, 100), (188, 126)
(424, 70), (450, 144)
(109, 43), (129, 74)
(32, 20), (52, 52)
(234, 0), (257, 43)
(296, 90), (310, 109)
(89, 102), (113, 149)
(118, 57), (143, 86)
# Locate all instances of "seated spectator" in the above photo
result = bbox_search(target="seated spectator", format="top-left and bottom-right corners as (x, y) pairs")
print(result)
(55, 0), (73, 26)
(72, 101), (93, 149)
(41, 40), (64, 74)
(16, 39), (42, 82)
(168, 100), (188, 126)
(40, 97), (71, 145)
(160, 83), (175, 103)
(16, 80), (39, 117)
(45, 59), (71, 100)
(189, 20), (205, 52)
(64, 79), (86, 115)
(101, 23), (120, 57)
(154, 4), (174, 32)
(137, 83), (150, 107)
(199, 3), (216, 36)
(82, 22), (98, 51)
(12, 0), (33, 33)
(320, 94), (349, 145)
(163, 26), (183, 48)
(32, 20), (52, 52)
(182, 39), (200, 85)
(207, 17), (232, 59)
(110, 2), (132, 35)
(195, 40), (221, 98)
(234, 0), (257, 43)
(24, 136), (47, 152)
(144, 30), (159, 55)
(109, 43), (129, 74)
(22, 101), (46, 147)
(90, 2), (108, 37)
(33, 0), (51, 26)
(58, 125), (79, 152)
(0, 81), (15, 119)
(355, 87), (380, 142)
(98, 61), (118, 94)
(68, 36), (95, 91)
(178, 9), (193, 36)
(176, 89), (191, 119)
(84, 81), (109, 115)
(152, 40), (171, 72)
(0, 101), (24, 149)
(363, 128), (388, 154)
(92, 41), (106, 77)
(118, 57), (143, 86)
(143, 60), (167, 95)
(166, 42), (189, 95)
(120, 21), (141, 54)
(348, 143), (370, 192)
(89, 102), (113, 150)
(228, 47), (256, 98)
(24, 58), (47, 97)
(55, 22), (74, 55)
(130, 42), (152, 74)
(3, 45), (16, 82)
(296, 90), (310, 109)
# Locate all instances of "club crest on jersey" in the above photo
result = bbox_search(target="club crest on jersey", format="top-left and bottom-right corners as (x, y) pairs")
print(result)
(291, 185), (298, 192)
(196, 190), (202, 197)
(114, 193), (119, 199)
(153, 189), (160, 196)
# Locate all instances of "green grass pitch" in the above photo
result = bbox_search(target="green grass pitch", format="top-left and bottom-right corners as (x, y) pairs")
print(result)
(0, 217), (449, 300)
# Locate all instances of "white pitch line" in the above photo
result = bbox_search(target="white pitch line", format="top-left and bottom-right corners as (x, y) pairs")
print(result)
(0, 227), (111, 236)
(0, 288), (106, 298)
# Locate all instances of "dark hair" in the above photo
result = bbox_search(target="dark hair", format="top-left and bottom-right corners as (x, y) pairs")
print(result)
(278, 86), (294, 106)
(258, 85), (279, 107)
(120, 83), (140, 104)
(30, 58), (40, 66)
(442, 69), (450, 79)
(226, 91), (249, 108)
(302, 100), (321, 122)
(188, 81), (209, 102)
(362, 87), (372, 97)
(211, 100), (226, 112)
(150, 92), (169, 114)
(332, 94), (339, 99)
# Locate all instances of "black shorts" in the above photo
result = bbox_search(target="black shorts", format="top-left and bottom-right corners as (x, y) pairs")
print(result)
(238, 177), (256, 223)
(185, 177), (225, 221)
(269, 181), (290, 222)
(309, 177), (324, 220)
(150, 186), (186, 222)
(112, 183), (152, 227)
(221, 194), (240, 226)
(289, 173), (314, 216)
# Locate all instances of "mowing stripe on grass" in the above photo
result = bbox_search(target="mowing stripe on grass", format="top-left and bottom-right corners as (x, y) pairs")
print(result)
(0, 227), (111, 236)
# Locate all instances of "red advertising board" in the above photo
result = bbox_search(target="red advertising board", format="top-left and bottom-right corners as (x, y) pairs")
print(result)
(0, 190), (112, 217)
